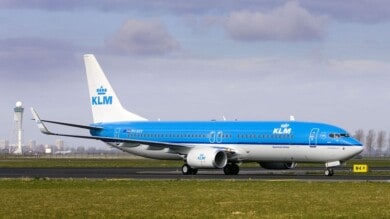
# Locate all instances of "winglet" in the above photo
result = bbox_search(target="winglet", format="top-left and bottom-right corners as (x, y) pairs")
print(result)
(30, 108), (52, 134)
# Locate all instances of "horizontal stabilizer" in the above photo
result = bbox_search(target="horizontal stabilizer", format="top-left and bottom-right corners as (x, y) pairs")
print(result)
(39, 119), (102, 130)
(31, 108), (102, 130)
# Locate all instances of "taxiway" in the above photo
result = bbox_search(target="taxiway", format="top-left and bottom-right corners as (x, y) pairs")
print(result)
(0, 167), (388, 181)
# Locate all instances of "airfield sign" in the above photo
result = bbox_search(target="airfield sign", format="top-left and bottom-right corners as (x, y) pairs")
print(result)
(353, 164), (368, 173)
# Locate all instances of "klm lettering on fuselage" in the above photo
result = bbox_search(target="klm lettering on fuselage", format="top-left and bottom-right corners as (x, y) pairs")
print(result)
(92, 86), (113, 105)
(273, 123), (292, 134)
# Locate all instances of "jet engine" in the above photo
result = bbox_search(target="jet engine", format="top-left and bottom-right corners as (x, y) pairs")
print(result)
(186, 148), (227, 169)
(259, 162), (297, 169)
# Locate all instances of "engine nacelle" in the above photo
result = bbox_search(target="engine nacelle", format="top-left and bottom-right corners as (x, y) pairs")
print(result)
(259, 162), (297, 170)
(186, 148), (227, 169)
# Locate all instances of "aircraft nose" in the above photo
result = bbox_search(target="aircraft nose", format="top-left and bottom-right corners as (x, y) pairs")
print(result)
(351, 145), (364, 157)
(357, 145), (364, 154)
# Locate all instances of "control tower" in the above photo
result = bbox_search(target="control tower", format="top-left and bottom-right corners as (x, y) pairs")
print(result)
(13, 101), (24, 154)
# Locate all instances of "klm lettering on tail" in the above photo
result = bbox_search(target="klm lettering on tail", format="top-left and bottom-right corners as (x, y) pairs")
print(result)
(92, 86), (113, 105)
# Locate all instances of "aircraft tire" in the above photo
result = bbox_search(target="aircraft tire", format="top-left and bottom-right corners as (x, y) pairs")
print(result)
(329, 168), (334, 176)
(325, 168), (334, 176)
(182, 164), (190, 175)
(191, 168), (198, 175)
(182, 164), (198, 175)
(223, 163), (240, 175)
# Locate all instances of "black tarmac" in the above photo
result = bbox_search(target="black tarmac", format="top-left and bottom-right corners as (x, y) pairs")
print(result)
(0, 167), (389, 181)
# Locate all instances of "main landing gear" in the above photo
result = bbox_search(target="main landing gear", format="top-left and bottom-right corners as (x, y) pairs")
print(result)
(324, 168), (334, 176)
(181, 163), (240, 175)
(181, 164), (198, 175)
(223, 163), (240, 175)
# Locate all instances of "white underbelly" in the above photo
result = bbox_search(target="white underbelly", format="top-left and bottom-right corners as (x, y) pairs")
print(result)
(111, 142), (362, 163)
(238, 144), (362, 162)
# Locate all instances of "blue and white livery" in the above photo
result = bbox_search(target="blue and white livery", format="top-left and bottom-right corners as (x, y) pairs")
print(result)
(31, 54), (363, 176)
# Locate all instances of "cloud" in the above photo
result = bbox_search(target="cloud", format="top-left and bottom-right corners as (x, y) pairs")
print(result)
(0, 0), (88, 10)
(0, 0), (280, 14)
(225, 1), (328, 42)
(2, 0), (390, 24)
(0, 37), (79, 81)
(105, 19), (180, 56)
(183, 15), (224, 33)
(301, 0), (390, 23)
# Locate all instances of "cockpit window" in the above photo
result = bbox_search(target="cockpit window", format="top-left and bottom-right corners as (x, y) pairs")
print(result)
(329, 133), (350, 138)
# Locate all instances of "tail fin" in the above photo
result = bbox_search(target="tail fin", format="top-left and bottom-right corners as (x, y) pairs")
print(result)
(84, 54), (147, 123)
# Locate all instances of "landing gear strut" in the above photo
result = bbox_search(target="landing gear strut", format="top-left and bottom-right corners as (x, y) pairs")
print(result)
(182, 164), (198, 175)
(324, 168), (334, 176)
(223, 163), (240, 175)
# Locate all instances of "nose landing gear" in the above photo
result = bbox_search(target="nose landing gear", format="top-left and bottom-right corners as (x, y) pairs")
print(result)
(324, 168), (334, 176)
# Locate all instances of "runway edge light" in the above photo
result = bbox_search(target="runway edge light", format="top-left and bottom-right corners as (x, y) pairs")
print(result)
(353, 164), (368, 173)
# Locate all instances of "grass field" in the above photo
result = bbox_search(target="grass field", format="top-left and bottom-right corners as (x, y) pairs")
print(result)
(0, 157), (389, 218)
(0, 179), (388, 218)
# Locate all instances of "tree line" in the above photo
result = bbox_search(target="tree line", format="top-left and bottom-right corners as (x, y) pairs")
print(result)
(353, 129), (390, 157)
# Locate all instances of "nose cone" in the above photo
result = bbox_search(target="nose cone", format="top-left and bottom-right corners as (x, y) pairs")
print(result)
(351, 139), (364, 157)
(354, 145), (364, 155)
(344, 138), (364, 158)
(354, 138), (364, 153)
(342, 144), (364, 161)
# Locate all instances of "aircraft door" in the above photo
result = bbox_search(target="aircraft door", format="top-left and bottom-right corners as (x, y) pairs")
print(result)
(216, 131), (223, 143)
(209, 131), (216, 143)
(209, 131), (223, 143)
(309, 128), (319, 147)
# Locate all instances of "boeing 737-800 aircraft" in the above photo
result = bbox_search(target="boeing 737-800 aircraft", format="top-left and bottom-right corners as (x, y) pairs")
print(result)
(31, 54), (363, 176)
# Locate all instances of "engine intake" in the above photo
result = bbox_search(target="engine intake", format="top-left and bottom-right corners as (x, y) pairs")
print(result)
(259, 162), (297, 170)
(187, 148), (227, 169)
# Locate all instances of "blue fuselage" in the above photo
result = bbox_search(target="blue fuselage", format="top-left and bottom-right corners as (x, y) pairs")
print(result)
(91, 121), (362, 147)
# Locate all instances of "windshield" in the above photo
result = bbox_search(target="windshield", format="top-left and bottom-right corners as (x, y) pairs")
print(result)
(329, 133), (350, 138)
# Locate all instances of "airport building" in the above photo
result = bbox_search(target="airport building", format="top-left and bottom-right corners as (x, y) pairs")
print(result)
(55, 139), (65, 151)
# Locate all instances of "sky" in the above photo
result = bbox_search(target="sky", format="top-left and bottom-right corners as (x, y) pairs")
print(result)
(1, 0), (390, 148)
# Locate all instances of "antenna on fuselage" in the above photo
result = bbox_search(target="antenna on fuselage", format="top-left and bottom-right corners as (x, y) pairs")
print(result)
(290, 115), (295, 121)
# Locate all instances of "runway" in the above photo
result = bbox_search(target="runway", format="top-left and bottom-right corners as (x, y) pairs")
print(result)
(0, 167), (389, 181)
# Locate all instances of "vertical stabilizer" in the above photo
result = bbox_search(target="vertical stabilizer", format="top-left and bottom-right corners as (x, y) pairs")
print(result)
(84, 54), (147, 123)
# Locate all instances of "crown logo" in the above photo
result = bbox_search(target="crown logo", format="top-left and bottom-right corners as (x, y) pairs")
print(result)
(281, 123), (290, 128)
(96, 86), (107, 95)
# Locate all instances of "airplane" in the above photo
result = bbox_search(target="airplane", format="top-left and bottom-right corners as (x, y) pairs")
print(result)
(31, 54), (363, 176)
(54, 150), (72, 155)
